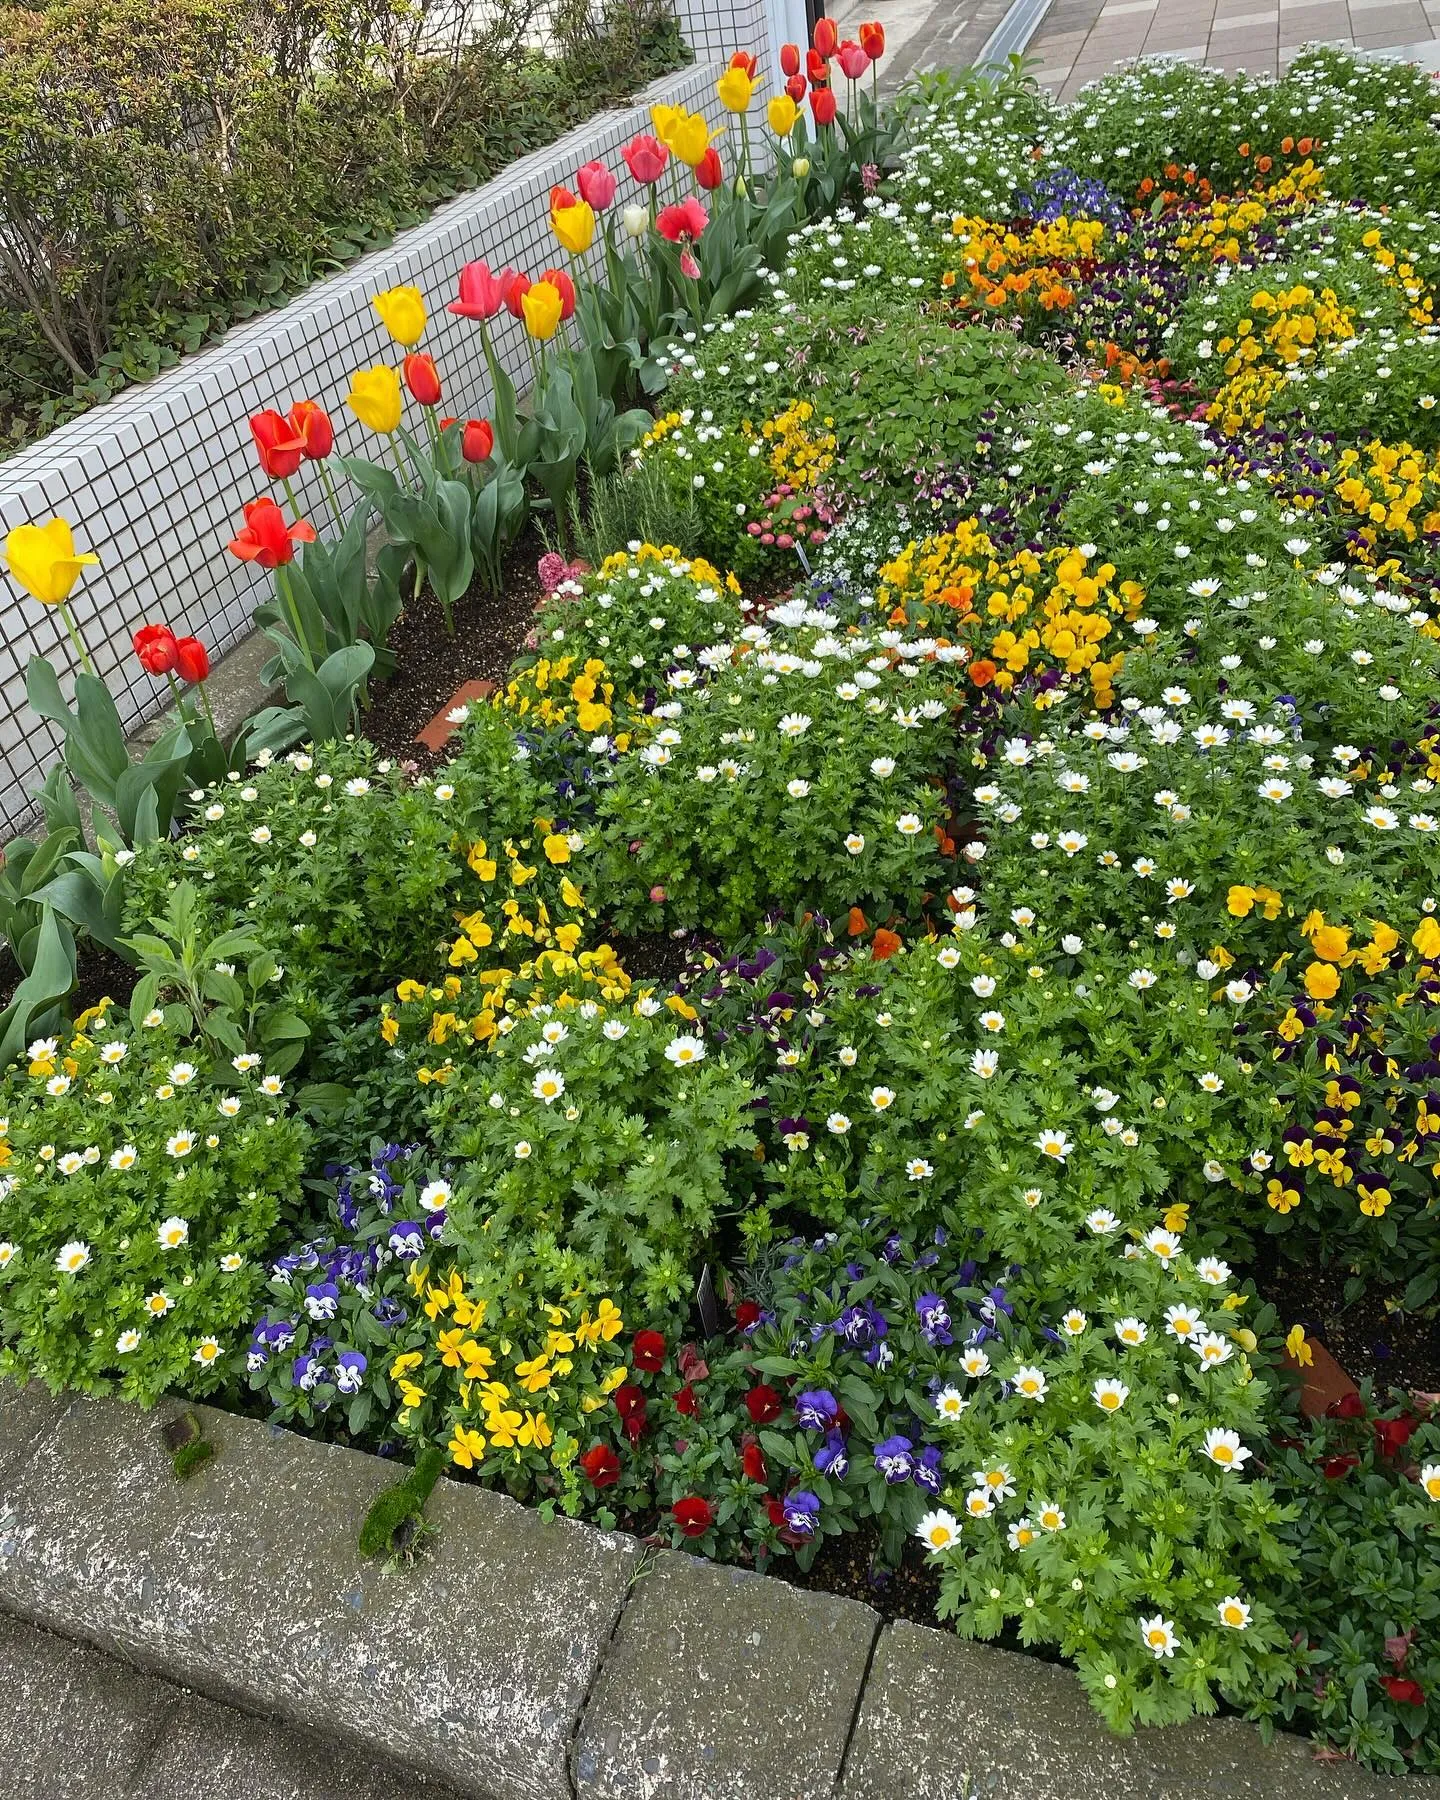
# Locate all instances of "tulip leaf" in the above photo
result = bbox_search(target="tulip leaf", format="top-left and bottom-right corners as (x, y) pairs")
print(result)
(0, 905), (77, 1067)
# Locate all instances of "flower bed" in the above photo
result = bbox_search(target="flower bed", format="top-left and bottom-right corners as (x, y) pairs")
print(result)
(5, 31), (1440, 1780)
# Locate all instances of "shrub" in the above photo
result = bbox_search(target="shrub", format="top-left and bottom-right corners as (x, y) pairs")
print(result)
(0, 0), (684, 447)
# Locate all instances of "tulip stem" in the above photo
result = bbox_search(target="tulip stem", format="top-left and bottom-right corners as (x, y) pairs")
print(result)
(275, 566), (316, 672)
(194, 677), (221, 744)
(319, 465), (347, 533)
(58, 603), (97, 678)
(281, 475), (304, 521)
(163, 669), (195, 727)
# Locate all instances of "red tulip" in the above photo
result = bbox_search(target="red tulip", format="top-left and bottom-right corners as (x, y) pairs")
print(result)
(403, 352), (442, 406)
(811, 85), (838, 127)
(813, 14), (838, 55)
(502, 269), (532, 319)
(837, 39), (870, 79)
(550, 182), (578, 215)
(462, 419), (494, 464)
(785, 72), (807, 102)
(780, 40), (800, 75)
(449, 260), (506, 321)
(729, 49), (758, 77)
(695, 146), (723, 191)
(576, 159), (618, 210)
(539, 267), (576, 321)
(621, 133), (669, 184)
(656, 197), (709, 244)
(672, 1496), (713, 1538)
(133, 624), (178, 676)
(227, 498), (317, 569)
(286, 400), (333, 460)
(249, 409), (304, 480)
(632, 1329), (667, 1372)
(172, 636), (210, 684)
(578, 1444), (620, 1488)
(859, 19), (885, 58)
(741, 1442), (768, 1484)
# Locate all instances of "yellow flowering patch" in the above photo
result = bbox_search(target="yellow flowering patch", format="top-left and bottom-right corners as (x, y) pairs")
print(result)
(393, 1262), (630, 1480)
(1327, 439), (1440, 571)
(1173, 163), (1323, 263)
(875, 516), (1141, 705)
(943, 214), (1106, 317)
(1205, 283), (1355, 432)
(744, 399), (837, 490)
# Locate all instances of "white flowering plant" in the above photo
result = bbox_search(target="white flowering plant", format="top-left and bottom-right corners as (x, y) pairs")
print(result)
(124, 742), (469, 1006)
(0, 1000), (305, 1404)
(422, 999), (759, 1310)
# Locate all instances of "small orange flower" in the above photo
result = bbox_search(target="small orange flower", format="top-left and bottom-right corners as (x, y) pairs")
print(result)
(872, 928), (902, 961)
(847, 906), (869, 936)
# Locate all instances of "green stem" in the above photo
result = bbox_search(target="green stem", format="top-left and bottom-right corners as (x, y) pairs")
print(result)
(390, 441), (412, 488)
(275, 565), (315, 672)
(318, 463), (347, 533)
(281, 474), (304, 521)
(57, 602), (97, 678)
(194, 677), (221, 743)
(163, 668), (197, 727)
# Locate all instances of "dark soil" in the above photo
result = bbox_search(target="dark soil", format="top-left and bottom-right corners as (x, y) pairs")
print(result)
(360, 524), (549, 772)
(1257, 1248), (1440, 1396)
(781, 1519), (944, 1625)
(72, 941), (138, 1018)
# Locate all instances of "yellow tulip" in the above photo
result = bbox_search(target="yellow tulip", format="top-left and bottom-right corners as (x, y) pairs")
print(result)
(372, 284), (427, 346)
(767, 94), (799, 137)
(670, 111), (716, 168)
(717, 67), (755, 113)
(522, 280), (564, 341)
(4, 518), (98, 607)
(346, 365), (404, 434)
(552, 199), (596, 255)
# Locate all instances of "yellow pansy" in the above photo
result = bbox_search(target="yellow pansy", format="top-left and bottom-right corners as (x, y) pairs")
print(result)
(543, 833), (572, 865)
(449, 1425), (487, 1468)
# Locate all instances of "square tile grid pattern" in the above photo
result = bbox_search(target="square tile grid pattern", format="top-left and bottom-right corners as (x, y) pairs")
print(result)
(0, 0), (774, 838)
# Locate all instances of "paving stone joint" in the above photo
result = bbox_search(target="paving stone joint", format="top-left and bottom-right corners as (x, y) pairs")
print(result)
(0, 1383), (1431, 1799)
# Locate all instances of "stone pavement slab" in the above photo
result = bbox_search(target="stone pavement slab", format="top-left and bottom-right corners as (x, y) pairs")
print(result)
(572, 1550), (881, 1799)
(0, 1613), (457, 1800)
(0, 1396), (640, 1800)
(841, 1622), (1415, 1799)
(0, 1383), (69, 1486)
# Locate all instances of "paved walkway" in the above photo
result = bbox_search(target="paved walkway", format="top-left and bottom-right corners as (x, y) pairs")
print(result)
(0, 1613), (459, 1800)
(835, 0), (1440, 97)
(1032, 0), (1440, 97)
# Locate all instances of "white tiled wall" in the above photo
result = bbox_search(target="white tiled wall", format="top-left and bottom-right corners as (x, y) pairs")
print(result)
(0, 0), (776, 837)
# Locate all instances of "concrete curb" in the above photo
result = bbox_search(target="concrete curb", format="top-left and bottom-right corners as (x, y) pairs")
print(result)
(0, 1383), (1431, 1800)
